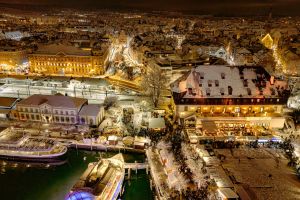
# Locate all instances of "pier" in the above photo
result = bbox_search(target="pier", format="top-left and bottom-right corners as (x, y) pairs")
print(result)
(124, 162), (149, 179)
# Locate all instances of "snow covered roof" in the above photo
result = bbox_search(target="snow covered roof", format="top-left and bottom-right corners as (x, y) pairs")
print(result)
(79, 104), (102, 117)
(172, 65), (288, 99)
(17, 94), (87, 109)
(34, 44), (92, 56)
(108, 135), (118, 141)
(148, 118), (166, 129)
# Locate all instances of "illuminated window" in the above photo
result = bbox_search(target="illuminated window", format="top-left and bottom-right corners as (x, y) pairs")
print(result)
(184, 106), (188, 111)
(234, 107), (240, 113)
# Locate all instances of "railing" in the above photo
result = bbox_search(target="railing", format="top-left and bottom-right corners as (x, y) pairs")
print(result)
(124, 162), (149, 170)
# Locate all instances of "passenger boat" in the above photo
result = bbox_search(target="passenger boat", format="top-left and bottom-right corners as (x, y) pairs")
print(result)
(0, 129), (67, 162)
(66, 153), (125, 200)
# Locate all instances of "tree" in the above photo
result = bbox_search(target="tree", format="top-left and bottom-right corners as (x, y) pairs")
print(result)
(103, 96), (118, 110)
(141, 64), (168, 108)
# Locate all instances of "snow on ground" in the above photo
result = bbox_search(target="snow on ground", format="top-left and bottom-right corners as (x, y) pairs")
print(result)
(220, 147), (300, 200)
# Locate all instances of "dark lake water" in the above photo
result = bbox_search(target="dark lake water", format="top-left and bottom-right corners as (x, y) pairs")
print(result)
(0, 150), (153, 200)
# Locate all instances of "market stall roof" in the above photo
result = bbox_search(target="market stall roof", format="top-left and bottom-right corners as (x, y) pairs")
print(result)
(123, 136), (134, 145)
(148, 118), (166, 129)
(133, 141), (145, 147)
(134, 136), (151, 145)
(123, 136), (134, 142)
(97, 136), (107, 143)
(99, 118), (113, 130)
(108, 135), (118, 141)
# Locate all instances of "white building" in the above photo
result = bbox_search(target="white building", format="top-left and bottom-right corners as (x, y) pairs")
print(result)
(171, 65), (290, 130)
(79, 104), (105, 126)
(15, 94), (103, 126)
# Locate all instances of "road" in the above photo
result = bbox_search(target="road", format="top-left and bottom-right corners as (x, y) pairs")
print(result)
(105, 77), (141, 93)
(0, 76), (144, 104)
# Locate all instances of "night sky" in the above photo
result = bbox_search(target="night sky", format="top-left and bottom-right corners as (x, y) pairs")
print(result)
(0, 0), (299, 15)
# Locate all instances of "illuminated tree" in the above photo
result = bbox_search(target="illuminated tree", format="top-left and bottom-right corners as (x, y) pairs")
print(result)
(141, 64), (168, 108)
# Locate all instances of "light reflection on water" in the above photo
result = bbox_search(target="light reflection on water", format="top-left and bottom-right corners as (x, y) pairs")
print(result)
(0, 150), (152, 200)
(0, 159), (68, 173)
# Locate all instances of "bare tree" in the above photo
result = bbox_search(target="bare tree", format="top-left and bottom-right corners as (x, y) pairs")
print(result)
(103, 96), (118, 110)
(141, 64), (168, 108)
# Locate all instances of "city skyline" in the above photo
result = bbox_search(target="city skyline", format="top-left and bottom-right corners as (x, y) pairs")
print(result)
(0, 2), (299, 200)
(1, 0), (300, 16)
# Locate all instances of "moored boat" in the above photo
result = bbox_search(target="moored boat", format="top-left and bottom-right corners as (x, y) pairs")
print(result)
(0, 128), (68, 162)
(65, 153), (125, 200)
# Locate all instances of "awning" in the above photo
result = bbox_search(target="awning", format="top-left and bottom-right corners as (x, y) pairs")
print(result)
(148, 118), (166, 129)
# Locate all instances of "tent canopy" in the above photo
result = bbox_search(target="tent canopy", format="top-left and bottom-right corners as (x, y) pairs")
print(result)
(148, 118), (166, 129)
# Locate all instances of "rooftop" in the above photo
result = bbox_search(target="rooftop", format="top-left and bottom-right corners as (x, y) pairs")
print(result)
(17, 94), (87, 109)
(33, 44), (92, 56)
(148, 118), (166, 129)
(0, 97), (18, 109)
(79, 104), (102, 116)
(172, 65), (289, 99)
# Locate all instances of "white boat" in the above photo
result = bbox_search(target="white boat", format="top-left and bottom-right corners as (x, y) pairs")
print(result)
(66, 153), (125, 200)
(0, 129), (67, 161)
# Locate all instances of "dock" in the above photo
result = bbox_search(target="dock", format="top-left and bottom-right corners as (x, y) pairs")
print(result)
(124, 162), (149, 179)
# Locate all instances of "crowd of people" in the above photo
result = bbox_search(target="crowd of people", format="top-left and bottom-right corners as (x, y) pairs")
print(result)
(169, 132), (210, 200)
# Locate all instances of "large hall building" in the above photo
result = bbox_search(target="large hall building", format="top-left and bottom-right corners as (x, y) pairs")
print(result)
(171, 65), (290, 137)
(12, 94), (104, 126)
(29, 44), (106, 76)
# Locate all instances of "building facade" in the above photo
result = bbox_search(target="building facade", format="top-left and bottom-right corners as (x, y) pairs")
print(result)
(171, 65), (290, 131)
(29, 44), (105, 76)
(0, 48), (27, 71)
(14, 94), (103, 126)
(78, 104), (105, 126)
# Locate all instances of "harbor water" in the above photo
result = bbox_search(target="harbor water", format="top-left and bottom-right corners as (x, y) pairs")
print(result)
(0, 149), (153, 200)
